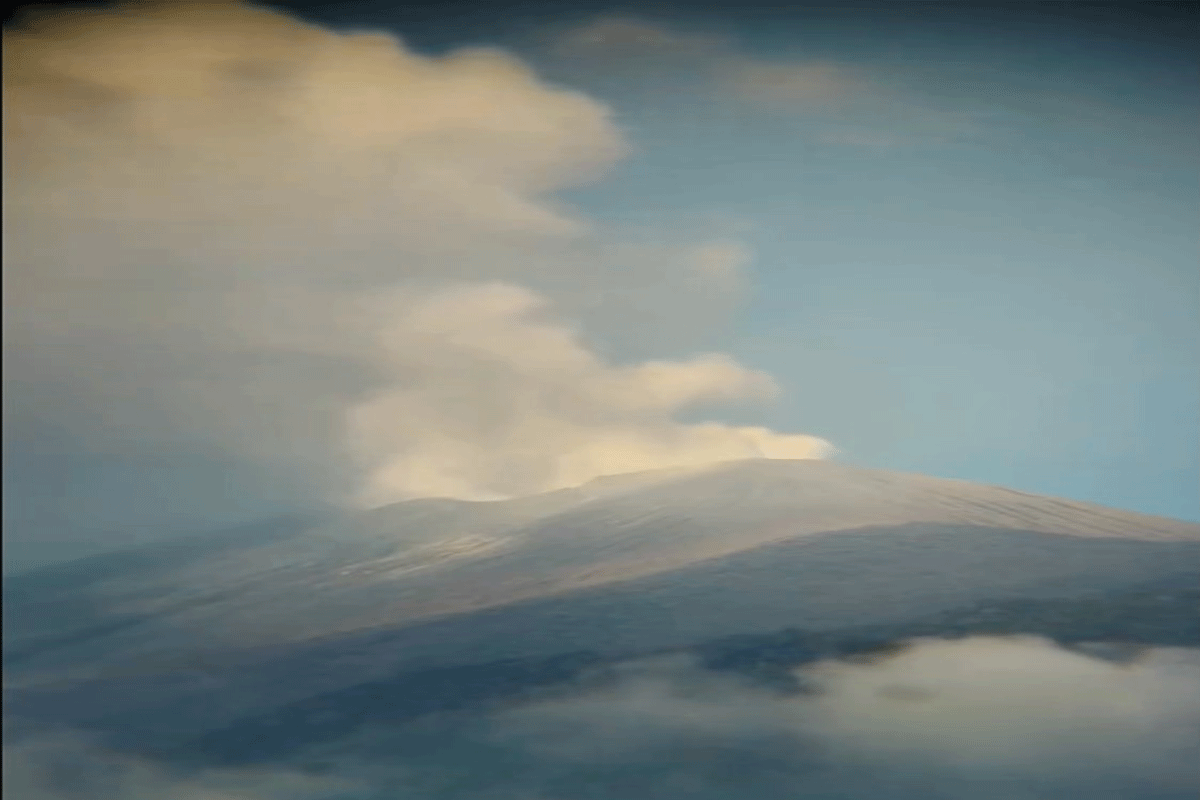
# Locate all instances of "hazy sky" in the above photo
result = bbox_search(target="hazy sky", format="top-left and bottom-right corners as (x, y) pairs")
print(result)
(3, 0), (1197, 570)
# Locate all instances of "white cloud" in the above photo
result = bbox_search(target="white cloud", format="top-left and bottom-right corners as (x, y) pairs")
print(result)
(349, 282), (830, 504)
(490, 637), (1200, 797)
(3, 0), (828, 560)
(798, 636), (1200, 770)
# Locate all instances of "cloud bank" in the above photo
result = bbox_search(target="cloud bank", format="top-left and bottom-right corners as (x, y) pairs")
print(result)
(2, 0), (829, 566)
(7, 637), (1199, 799)
(485, 637), (1200, 798)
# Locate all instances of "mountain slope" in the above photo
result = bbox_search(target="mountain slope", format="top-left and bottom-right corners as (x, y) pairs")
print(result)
(7, 459), (1198, 671)
(5, 459), (1199, 745)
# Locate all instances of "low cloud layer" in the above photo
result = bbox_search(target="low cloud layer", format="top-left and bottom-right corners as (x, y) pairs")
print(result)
(485, 637), (1200, 798)
(2, 0), (829, 566)
(7, 637), (1199, 799)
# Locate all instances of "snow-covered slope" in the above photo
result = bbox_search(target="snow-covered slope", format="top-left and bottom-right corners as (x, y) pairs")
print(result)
(7, 459), (1198, 674)
(5, 459), (1199, 741)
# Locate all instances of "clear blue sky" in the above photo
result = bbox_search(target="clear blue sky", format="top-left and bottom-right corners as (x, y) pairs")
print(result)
(263, 0), (1197, 520)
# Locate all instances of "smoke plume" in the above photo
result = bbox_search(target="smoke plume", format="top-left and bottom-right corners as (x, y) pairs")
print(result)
(2, 0), (829, 566)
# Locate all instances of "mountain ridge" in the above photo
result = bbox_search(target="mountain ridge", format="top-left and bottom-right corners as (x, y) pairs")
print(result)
(7, 459), (1198, 666)
(5, 458), (1198, 745)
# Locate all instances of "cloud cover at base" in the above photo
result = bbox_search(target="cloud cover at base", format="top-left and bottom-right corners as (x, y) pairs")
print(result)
(7, 637), (1199, 799)
(2, 0), (829, 565)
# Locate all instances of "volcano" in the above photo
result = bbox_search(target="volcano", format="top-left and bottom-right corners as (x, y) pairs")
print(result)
(5, 459), (1199, 754)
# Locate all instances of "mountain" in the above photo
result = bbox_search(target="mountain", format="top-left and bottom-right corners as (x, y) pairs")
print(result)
(5, 459), (1200, 754)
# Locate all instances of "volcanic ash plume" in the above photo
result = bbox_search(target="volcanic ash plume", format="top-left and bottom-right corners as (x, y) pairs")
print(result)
(2, 0), (830, 559)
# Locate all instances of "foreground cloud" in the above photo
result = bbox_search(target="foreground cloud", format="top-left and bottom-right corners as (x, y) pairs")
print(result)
(2, 0), (829, 563)
(496, 637), (1200, 767)
(8, 638), (1199, 799)
(2, 731), (352, 800)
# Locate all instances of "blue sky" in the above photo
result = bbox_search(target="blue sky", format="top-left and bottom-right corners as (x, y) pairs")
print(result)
(573, 92), (1198, 518)
(269, 0), (1198, 519)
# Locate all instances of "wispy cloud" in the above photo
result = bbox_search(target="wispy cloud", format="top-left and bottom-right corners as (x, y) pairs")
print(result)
(549, 15), (728, 63)
(539, 15), (975, 149)
(545, 15), (863, 106)
(717, 59), (862, 107)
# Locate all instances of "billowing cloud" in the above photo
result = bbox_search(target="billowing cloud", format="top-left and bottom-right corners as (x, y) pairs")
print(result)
(797, 636), (1200, 769)
(2, 0), (829, 567)
(350, 282), (830, 503)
